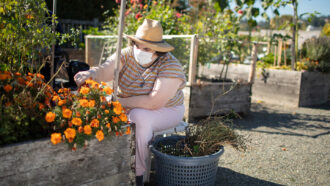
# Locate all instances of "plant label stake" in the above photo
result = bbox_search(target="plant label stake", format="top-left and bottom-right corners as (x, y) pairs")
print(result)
(112, 0), (126, 101)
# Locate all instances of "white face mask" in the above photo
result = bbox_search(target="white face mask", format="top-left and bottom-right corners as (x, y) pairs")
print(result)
(133, 45), (154, 66)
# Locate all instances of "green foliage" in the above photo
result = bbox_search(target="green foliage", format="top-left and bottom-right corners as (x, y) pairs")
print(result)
(0, 71), (53, 146)
(0, 0), (55, 73)
(301, 37), (330, 73)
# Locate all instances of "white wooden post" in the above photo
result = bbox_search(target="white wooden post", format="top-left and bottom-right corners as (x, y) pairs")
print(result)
(248, 43), (258, 84)
(112, 0), (126, 101)
(188, 34), (198, 85)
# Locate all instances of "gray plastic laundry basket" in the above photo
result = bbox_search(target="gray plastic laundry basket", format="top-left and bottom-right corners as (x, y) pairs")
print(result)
(151, 135), (224, 186)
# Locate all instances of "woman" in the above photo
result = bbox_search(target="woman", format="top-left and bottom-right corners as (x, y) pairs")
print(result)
(74, 19), (186, 185)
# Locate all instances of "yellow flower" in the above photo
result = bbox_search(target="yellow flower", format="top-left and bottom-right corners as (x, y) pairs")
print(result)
(119, 113), (127, 122)
(96, 130), (104, 141)
(88, 100), (95, 107)
(113, 106), (122, 115)
(64, 128), (76, 143)
(45, 112), (56, 123)
(50, 133), (62, 145)
(79, 87), (90, 95)
(90, 119), (99, 128)
(79, 99), (89, 107)
(112, 116), (120, 124)
(3, 84), (12, 92)
(72, 117), (82, 126)
(62, 108), (72, 119)
(84, 125), (92, 135)
(103, 87), (113, 95)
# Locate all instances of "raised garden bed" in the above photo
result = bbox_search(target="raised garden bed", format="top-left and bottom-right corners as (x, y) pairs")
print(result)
(183, 81), (251, 122)
(0, 134), (134, 185)
(199, 64), (330, 107)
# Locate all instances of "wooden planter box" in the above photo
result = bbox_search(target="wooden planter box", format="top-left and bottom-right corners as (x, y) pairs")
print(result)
(199, 64), (330, 107)
(0, 134), (134, 185)
(183, 82), (251, 122)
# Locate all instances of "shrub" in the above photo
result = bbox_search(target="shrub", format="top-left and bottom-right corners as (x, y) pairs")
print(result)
(0, 71), (54, 146)
(301, 37), (330, 73)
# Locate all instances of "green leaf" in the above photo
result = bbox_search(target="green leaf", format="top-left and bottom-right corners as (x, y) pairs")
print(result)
(251, 7), (260, 17)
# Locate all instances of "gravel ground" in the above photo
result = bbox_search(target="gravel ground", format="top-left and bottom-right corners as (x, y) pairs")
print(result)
(216, 101), (330, 186)
(147, 101), (330, 186)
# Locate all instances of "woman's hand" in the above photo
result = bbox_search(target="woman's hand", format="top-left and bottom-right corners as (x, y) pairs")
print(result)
(74, 71), (91, 87)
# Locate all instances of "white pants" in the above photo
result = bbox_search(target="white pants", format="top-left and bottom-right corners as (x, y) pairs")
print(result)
(128, 104), (185, 176)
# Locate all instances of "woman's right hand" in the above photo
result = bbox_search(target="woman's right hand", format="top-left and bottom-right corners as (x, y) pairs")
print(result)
(74, 71), (91, 87)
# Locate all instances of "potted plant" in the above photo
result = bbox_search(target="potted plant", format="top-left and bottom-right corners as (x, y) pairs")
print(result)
(151, 116), (246, 186)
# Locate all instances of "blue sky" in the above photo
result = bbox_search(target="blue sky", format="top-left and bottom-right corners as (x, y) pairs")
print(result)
(231, 0), (330, 21)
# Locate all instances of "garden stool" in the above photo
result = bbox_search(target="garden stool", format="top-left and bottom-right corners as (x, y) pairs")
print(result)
(144, 121), (188, 183)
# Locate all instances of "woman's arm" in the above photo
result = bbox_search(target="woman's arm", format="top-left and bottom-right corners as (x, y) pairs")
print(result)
(118, 78), (183, 110)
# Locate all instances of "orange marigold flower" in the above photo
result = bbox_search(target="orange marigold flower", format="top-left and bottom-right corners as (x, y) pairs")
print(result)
(84, 125), (92, 135)
(39, 103), (45, 110)
(52, 95), (59, 102)
(88, 100), (95, 107)
(50, 133), (62, 145)
(101, 96), (106, 102)
(116, 131), (119, 136)
(80, 87), (90, 95)
(28, 72), (33, 76)
(58, 99), (66, 106)
(15, 72), (21, 76)
(64, 128), (76, 143)
(119, 113), (127, 122)
(101, 81), (107, 86)
(96, 130), (104, 141)
(112, 116), (120, 124)
(0, 72), (11, 80)
(45, 112), (56, 123)
(72, 117), (82, 126)
(125, 126), (131, 135)
(76, 111), (81, 117)
(78, 126), (83, 133)
(103, 87), (113, 95)
(101, 105), (106, 109)
(62, 108), (72, 119)
(85, 79), (96, 85)
(106, 123), (111, 128)
(113, 106), (122, 115)
(79, 99), (89, 107)
(4, 84), (12, 92)
(104, 109), (109, 114)
(17, 77), (26, 85)
(36, 73), (44, 79)
(90, 119), (100, 128)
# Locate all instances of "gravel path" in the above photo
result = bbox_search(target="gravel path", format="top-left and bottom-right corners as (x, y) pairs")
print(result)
(147, 101), (330, 186)
(216, 101), (330, 186)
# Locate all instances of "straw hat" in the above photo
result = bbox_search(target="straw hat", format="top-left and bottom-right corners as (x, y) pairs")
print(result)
(126, 19), (174, 52)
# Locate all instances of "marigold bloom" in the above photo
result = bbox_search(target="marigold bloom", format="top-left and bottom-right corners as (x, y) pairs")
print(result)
(119, 113), (127, 122)
(62, 108), (72, 119)
(106, 123), (111, 128)
(88, 100), (95, 107)
(76, 111), (81, 117)
(113, 106), (122, 115)
(39, 103), (45, 110)
(79, 99), (89, 107)
(80, 87), (90, 95)
(125, 126), (131, 135)
(96, 130), (104, 141)
(72, 117), (82, 126)
(45, 112), (56, 123)
(101, 81), (107, 86)
(36, 73), (44, 79)
(58, 99), (66, 106)
(0, 72), (11, 80)
(112, 116), (120, 124)
(51, 133), (62, 145)
(90, 119), (100, 128)
(15, 72), (21, 76)
(104, 109), (110, 114)
(52, 95), (60, 102)
(64, 128), (76, 143)
(84, 125), (92, 135)
(4, 84), (12, 92)
(101, 105), (106, 109)
(103, 87), (113, 95)
(78, 126), (83, 133)
(17, 77), (26, 85)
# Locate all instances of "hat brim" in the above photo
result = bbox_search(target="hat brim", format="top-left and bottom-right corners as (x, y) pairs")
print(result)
(126, 35), (174, 52)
